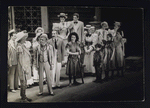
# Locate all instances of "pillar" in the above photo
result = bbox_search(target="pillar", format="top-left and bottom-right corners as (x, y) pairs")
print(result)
(41, 6), (49, 33)
(95, 7), (101, 21)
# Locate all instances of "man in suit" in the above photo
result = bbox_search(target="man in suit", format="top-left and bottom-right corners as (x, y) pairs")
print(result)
(35, 34), (54, 96)
(8, 29), (20, 93)
(48, 28), (65, 88)
(69, 13), (84, 43)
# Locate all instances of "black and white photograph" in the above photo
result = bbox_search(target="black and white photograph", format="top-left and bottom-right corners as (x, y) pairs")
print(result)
(7, 6), (144, 103)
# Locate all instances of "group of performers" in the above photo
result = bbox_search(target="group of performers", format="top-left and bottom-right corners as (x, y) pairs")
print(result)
(7, 12), (126, 102)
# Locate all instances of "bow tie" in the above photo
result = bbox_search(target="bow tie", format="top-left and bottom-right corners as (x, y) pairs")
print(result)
(86, 34), (91, 37)
(74, 22), (78, 24)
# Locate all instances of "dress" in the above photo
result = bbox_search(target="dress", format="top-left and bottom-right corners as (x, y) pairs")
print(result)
(32, 35), (46, 83)
(83, 33), (98, 73)
(66, 42), (81, 77)
(105, 41), (116, 71)
(58, 22), (70, 64)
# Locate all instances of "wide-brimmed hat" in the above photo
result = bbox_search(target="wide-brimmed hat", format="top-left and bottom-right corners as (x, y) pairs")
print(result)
(8, 29), (15, 34)
(114, 21), (121, 26)
(40, 34), (48, 40)
(101, 21), (109, 28)
(35, 27), (44, 34)
(57, 13), (68, 19)
(15, 31), (28, 42)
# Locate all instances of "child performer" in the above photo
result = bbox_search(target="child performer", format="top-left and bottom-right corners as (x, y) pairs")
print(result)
(93, 44), (104, 82)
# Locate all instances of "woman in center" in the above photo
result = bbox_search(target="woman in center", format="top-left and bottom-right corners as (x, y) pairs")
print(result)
(66, 32), (82, 86)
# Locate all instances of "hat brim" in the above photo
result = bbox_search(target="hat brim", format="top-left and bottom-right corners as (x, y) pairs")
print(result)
(57, 15), (67, 19)
(35, 27), (44, 34)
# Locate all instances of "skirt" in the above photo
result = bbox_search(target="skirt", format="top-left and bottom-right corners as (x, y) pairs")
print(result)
(66, 55), (81, 77)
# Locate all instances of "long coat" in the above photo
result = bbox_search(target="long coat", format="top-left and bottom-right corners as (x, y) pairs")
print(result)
(17, 43), (32, 80)
(54, 37), (65, 63)
(69, 21), (84, 42)
(8, 39), (18, 66)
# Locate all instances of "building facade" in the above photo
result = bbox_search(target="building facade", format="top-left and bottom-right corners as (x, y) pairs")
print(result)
(8, 6), (101, 39)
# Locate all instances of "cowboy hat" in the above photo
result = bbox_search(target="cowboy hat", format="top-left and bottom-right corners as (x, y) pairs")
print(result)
(35, 27), (44, 34)
(57, 13), (68, 19)
(15, 31), (28, 42)
(8, 29), (15, 34)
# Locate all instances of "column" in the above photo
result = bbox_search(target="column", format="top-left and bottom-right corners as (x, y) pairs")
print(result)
(11, 6), (15, 30)
(41, 6), (49, 33)
(95, 7), (101, 21)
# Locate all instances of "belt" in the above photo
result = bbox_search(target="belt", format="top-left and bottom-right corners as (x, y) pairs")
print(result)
(39, 60), (48, 63)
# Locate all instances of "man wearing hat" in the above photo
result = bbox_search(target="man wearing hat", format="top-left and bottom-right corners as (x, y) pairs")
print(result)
(35, 34), (54, 95)
(48, 27), (65, 88)
(8, 29), (19, 93)
(16, 31), (32, 102)
(96, 21), (109, 45)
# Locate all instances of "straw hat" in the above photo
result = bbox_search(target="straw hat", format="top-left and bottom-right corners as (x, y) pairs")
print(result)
(90, 26), (95, 29)
(85, 25), (92, 29)
(101, 21), (109, 28)
(57, 13), (68, 19)
(35, 27), (44, 34)
(15, 31), (28, 42)
(8, 29), (15, 34)
(40, 34), (48, 40)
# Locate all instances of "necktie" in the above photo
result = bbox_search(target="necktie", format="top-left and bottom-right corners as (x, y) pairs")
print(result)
(55, 39), (57, 49)
(103, 30), (105, 39)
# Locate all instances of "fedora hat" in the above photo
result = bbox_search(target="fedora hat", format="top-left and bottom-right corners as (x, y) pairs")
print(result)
(15, 31), (28, 42)
(8, 29), (15, 34)
(57, 13), (68, 19)
(35, 27), (44, 34)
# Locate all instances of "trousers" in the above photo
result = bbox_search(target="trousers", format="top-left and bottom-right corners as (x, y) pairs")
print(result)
(39, 62), (53, 93)
(8, 65), (19, 90)
(20, 78), (27, 99)
(52, 50), (62, 87)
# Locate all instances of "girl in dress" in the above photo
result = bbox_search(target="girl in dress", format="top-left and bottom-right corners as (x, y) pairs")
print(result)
(93, 44), (104, 82)
(57, 13), (70, 65)
(103, 34), (116, 81)
(66, 32), (82, 86)
(83, 25), (98, 75)
(32, 27), (46, 84)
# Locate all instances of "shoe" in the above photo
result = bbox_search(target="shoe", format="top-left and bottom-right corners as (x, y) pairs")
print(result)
(37, 92), (43, 96)
(49, 92), (55, 96)
(17, 88), (20, 90)
(69, 83), (72, 87)
(20, 99), (30, 103)
(25, 97), (32, 102)
(10, 90), (16, 93)
(93, 79), (99, 82)
(56, 85), (60, 88)
(73, 81), (81, 85)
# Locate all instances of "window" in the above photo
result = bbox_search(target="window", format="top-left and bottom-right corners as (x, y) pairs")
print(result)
(14, 6), (41, 33)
